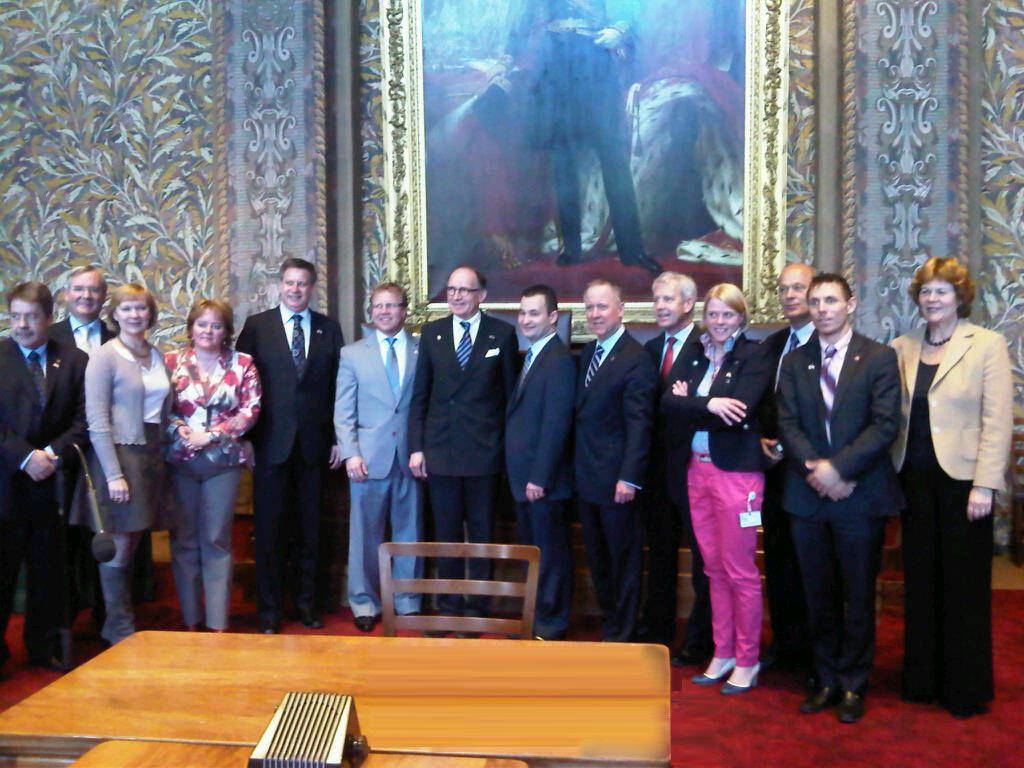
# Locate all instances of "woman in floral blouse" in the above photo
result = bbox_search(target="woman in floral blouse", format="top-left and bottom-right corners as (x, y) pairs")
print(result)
(166, 299), (261, 632)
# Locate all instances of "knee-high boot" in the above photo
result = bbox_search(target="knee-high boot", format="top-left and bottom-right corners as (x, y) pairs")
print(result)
(98, 564), (135, 645)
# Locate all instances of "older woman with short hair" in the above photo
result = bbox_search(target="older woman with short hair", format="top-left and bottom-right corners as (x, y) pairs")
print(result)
(891, 256), (1013, 719)
(661, 283), (775, 694)
(166, 299), (261, 632)
(77, 283), (172, 645)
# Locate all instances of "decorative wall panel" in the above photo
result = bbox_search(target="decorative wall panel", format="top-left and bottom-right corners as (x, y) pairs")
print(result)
(0, 0), (224, 344)
(358, 0), (386, 315)
(786, 0), (817, 265)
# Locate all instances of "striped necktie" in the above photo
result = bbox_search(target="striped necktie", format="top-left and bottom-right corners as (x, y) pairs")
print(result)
(456, 321), (472, 369)
(514, 348), (533, 397)
(585, 345), (604, 388)
(821, 344), (837, 441)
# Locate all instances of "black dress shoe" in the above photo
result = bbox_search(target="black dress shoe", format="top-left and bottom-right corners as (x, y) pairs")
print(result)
(353, 615), (378, 633)
(836, 691), (865, 723)
(670, 646), (711, 667)
(298, 605), (324, 630)
(259, 619), (280, 635)
(799, 686), (840, 714)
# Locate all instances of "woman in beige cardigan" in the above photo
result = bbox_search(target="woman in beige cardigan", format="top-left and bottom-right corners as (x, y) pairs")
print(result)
(891, 256), (1013, 719)
(79, 284), (172, 645)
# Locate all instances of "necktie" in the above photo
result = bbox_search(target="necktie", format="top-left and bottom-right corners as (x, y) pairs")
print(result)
(74, 324), (94, 353)
(291, 314), (306, 375)
(659, 336), (676, 380)
(787, 331), (799, 354)
(385, 337), (401, 398)
(514, 348), (533, 396)
(821, 345), (838, 440)
(585, 345), (604, 388)
(456, 320), (472, 369)
(27, 351), (46, 405)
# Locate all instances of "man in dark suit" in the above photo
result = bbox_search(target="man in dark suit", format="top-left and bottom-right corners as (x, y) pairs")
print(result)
(49, 266), (114, 353)
(638, 271), (712, 661)
(505, 284), (575, 640)
(574, 279), (657, 642)
(758, 262), (816, 673)
(0, 282), (88, 672)
(777, 273), (902, 724)
(236, 257), (344, 633)
(408, 266), (517, 621)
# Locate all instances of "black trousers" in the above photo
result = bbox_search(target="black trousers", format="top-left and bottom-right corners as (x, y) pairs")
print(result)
(252, 440), (324, 623)
(0, 477), (64, 664)
(640, 491), (711, 653)
(578, 498), (642, 642)
(515, 498), (573, 637)
(791, 512), (886, 694)
(762, 468), (808, 657)
(900, 464), (993, 712)
(427, 473), (498, 615)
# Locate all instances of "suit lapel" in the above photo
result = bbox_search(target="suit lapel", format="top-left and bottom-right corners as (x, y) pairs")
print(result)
(401, 333), (418, 400)
(363, 333), (397, 405)
(829, 334), (865, 415)
(4, 340), (39, 404)
(900, 328), (924, 402)
(511, 337), (556, 410)
(272, 310), (298, 376)
(931, 321), (972, 390)
(42, 340), (64, 406)
(463, 316), (497, 378)
(801, 337), (829, 435)
(303, 313), (325, 379)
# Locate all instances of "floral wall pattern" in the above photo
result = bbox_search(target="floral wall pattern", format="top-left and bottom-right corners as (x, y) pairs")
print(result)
(786, 0), (816, 266)
(0, 0), (224, 344)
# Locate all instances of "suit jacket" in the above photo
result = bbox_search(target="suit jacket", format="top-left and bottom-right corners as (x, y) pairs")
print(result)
(334, 331), (419, 480)
(574, 330), (657, 504)
(49, 317), (115, 351)
(660, 333), (774, 478)
(890, 320), (1013, 490)
(644, 329), (702, 506)
(505, 336), (576, 502)
(777, 331), (902, 520)
(0, 338), (89, 520)
(408, 313), (518, 476)
(759, 326), (800, 501)
(236, 308), (344, 465)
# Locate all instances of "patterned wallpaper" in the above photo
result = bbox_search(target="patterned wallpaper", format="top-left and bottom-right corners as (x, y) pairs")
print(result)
(786, 0), (816, 266)
(358, 0), (387, 316)
(0, 0), (223, 344)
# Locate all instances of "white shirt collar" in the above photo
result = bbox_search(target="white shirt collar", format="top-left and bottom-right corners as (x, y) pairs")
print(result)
(17, 341), (48, 360)
(376, 327), (407, 345)
(279, 303), (311, 324)
(527, 331), (557, 359)
(821, 327), (853, 355)
(665, 322), (695, 347)
(69, 315), (101, 334)
(452, 311), (481, 331)
(596, 324), (626, 354)
(789, 321), (814, 346)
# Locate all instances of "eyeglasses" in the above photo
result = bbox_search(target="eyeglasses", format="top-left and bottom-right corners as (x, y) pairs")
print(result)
(371, 302), (405, 311)
(446, 286), (480, 297)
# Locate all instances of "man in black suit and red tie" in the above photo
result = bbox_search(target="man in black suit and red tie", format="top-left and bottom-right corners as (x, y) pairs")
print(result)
(0, 282), (88, 672)
(505, 284), (575, 640)
(758, 262), (816, 674)
(236, 257), (344, 634)
(574, 279), (657, 642)
(408, 266), (517, 624)
(777, 273), (902, 724)
(638, 271), (712, 661)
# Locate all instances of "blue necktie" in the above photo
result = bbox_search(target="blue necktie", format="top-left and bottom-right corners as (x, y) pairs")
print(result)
(385, 337), (400, 398)
(26, 351), (45, 405)
(291, 314), (306, 375)
(514, 348), (533, 396)
(585, 345), (604, 388)
(456, 320), (472, 369)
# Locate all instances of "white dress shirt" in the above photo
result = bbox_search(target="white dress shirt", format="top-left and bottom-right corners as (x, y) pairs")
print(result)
(278, 304), (311, 357)
(70, 316), (103, 353)
(451, 311), (481, 351)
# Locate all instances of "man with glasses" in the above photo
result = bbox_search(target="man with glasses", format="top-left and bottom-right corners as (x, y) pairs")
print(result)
(408, 266), (517, 627)
(334, 283), (422, 632)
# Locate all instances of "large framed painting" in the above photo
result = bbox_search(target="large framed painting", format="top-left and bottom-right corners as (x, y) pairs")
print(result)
(378, 0), (789, 335)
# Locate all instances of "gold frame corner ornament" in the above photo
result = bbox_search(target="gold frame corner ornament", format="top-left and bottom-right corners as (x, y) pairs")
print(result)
(379, 0), (790, 333)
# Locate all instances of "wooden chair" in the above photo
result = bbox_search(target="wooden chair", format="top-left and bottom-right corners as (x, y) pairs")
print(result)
(378, 542), (540, 638)
(1011, 416), (1024, 565)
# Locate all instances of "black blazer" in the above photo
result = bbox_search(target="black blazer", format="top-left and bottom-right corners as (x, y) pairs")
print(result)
(574, 330), (657, 505)
(758, 326), (797, 500)
(236, 308), (344, 465)
(505, 336), (575, 502)
(776, 332), (903, 519)
(49, 317), (115, 350)
(408, 313), (518, 476)
(660, 333), (774, 478)
(0, 338), (88, 520)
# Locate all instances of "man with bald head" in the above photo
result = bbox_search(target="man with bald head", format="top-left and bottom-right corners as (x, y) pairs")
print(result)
(759, 261), (817, 674)
(408, 266), (518, 625)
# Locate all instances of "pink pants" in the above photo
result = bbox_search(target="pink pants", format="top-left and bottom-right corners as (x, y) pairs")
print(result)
(687, 456), (764, 666)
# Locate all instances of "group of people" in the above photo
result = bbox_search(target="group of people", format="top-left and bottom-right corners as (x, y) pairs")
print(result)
(0, 255), (1012, 726)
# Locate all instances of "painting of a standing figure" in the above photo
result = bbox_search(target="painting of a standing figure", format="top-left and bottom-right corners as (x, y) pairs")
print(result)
(422, 0), (746, 302)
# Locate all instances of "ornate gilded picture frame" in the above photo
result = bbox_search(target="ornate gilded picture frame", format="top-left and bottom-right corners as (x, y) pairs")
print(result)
(378, 0), (789, 336)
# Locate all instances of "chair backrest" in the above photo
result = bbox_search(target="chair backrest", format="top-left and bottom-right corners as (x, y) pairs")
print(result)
(378, 542), (540, 638)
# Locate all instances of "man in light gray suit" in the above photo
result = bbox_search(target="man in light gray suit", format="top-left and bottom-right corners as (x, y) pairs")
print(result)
(334, 282), (422, 632)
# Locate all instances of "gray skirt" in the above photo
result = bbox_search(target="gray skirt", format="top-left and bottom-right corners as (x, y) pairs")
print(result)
(73, 423), (171, 533)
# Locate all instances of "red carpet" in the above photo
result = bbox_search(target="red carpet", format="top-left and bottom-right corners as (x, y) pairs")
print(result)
(3, 583), (1023, 768)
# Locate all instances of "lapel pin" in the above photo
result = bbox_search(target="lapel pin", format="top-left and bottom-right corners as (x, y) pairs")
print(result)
(436, 334), (442, 341)
(316, 328), (323, 335)
(808, 364), (815, 370)
(853, 355), (860, 362)
(52, 358), (61, 369)
(691, 360), (698, 366)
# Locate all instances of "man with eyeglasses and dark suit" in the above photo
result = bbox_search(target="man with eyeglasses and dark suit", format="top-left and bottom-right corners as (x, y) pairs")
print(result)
(408, 266), (518, 626)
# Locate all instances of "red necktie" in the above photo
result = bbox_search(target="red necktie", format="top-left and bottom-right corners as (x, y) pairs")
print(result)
(660, 337), (676, 380)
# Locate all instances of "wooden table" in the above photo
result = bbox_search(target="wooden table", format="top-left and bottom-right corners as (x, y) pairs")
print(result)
(0, 632), (669, 767)
(72, 740), (526, 768)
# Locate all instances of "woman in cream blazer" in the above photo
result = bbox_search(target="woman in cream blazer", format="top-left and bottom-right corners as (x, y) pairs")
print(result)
(891, 256), (1013, 719)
